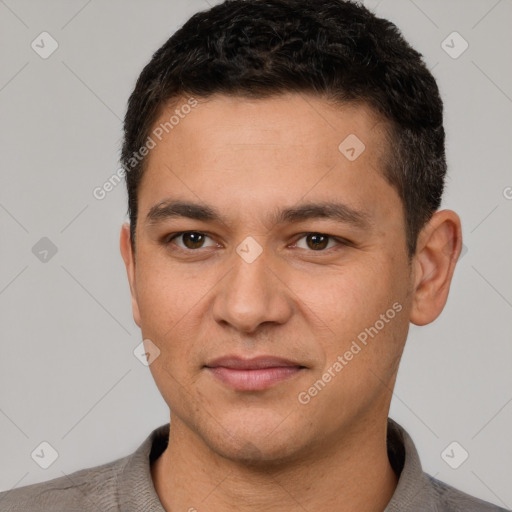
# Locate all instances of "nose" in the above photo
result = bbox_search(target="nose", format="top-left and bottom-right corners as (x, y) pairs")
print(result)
(212, 244), (294, 334)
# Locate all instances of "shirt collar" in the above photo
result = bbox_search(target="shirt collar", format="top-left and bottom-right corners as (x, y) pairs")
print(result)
(384, 417), (437, 510)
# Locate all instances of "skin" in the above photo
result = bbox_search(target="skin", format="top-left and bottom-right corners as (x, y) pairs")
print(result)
(120, 93), (462, 511)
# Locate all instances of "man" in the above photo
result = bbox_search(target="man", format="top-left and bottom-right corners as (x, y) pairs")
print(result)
(0, 0), (507, 510)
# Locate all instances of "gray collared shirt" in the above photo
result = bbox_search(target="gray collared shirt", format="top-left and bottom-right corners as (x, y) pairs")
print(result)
(0, 418), (508, 511)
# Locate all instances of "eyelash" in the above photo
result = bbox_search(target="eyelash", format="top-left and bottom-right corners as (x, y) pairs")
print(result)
(164, 231), (350, 253)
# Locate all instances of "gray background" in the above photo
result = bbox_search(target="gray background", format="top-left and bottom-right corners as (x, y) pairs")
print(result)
(0, 0), (511, 507)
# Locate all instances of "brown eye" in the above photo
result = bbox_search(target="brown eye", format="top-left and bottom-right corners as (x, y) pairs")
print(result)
(293, 233), (339, 251)
(169, 232), (216, 250)
(182, 232), (205, 249)
(292, 232), (350, 252)
(305, 233), (329, 250)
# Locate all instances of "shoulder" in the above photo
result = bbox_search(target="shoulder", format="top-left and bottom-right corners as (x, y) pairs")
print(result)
(386, 418), (509, 512)
(0, 454), (130, 512)
(426, 473), (510, 512)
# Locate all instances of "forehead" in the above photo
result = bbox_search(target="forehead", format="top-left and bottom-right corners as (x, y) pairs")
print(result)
(137, 93), (399, 228)
(147, 93), (388, 169)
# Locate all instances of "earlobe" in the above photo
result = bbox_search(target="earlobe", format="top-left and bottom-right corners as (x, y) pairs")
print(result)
(120, 223), (141, 327)
(409, 210), (462, 326)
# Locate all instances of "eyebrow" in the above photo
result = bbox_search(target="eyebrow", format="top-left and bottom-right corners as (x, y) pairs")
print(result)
(145, 200), (372, 230)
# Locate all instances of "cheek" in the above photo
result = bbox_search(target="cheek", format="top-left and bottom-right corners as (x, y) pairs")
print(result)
(297, 265), (407, 422)
(296, 260), (398, 336)
(133, 253), (221, 383)
(134, 253), (206, 335)
(296, 256), (408, 383)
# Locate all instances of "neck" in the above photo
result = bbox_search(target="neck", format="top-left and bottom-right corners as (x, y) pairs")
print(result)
(151, 414), (398, 512)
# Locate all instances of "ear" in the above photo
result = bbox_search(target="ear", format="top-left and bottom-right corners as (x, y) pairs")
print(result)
(410, 210), (462, 326)
(120, 223), (141, 327)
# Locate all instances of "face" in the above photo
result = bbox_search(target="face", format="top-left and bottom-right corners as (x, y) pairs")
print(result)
(121, 93), (416, 463)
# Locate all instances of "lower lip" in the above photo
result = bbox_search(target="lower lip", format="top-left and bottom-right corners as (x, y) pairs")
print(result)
(206, 366), (303, 391)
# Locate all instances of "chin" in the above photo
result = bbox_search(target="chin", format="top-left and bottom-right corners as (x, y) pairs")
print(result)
(197, 408), (310, 466)
(210, 434), (304, 467)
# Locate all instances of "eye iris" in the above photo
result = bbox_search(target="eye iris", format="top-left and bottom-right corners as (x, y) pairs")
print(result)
(183, 232), (205, 249)
(307, 233), (328, 250)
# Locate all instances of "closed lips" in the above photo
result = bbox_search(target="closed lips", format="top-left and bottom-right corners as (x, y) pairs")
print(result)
(204, 356), (305, 370)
